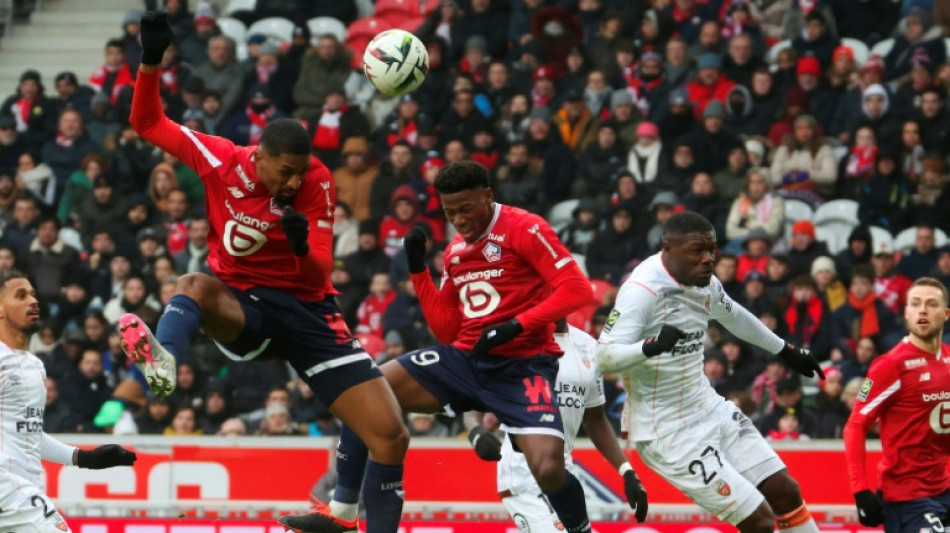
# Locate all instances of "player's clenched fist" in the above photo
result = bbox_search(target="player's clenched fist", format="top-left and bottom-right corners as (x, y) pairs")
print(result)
(468, 426), (502, 461)
(139, 11), (173, 66)
(777, 343), (825, 379)
(642, 325), (686, 357)
(853, 490), (884, 526)
(281, 206), (310, 257)
(77, 444), (137, 469)
(469, 319), (523, 358)
(403, 227), (428, 274)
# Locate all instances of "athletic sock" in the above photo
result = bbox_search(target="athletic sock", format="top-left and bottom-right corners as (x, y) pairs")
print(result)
(362, 460), (404, 533)
(775, 502), (820, 533)
(155, 294), (202, 360)
(543, 472), (591, 533)
(330, 425), (368, 522)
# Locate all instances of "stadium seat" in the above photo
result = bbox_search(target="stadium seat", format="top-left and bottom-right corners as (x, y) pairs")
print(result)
(355, 0), (376, 18)
(376, 0), (418, 24)
(396, 16), (428, 32)
(348, 17), (394, 40)
(869, 226), (894, 250)
(813, 199), (859, 226)
(767, 39), (792, 65)
(938, 228), (948, 248)
(216, 17), (247, 45)
(547, 199), (580, 229)
(224, 0), (257, 16)
(832, 145), (848, 163)
(247, 17), (295, 44)
(815, 226), (842, 255)
(235, 42), (248, 61)
(308, 16), (347, 43)
(841, 38), (869, 67)
(871, 38), (895, 58)
(895, 227), (917, 254)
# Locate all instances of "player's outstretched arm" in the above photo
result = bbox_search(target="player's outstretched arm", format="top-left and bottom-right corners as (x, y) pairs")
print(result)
(41, 434), (137, 469)
(596, 282), (656, 372)
(583, 405), (649, 522)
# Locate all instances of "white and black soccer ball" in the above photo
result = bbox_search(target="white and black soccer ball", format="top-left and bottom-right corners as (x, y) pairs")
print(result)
(362, 29), (429, 96)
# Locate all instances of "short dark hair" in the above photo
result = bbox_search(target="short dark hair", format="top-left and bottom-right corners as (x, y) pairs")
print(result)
(0, 269), (28, 291)
(259, 119), (311, 156)
(851, 264), (875, 284)
(37, 216), (61, 231)
(105, 38), (125, 51)
(434, 161), (491, 194)
(662, 211), (715, 240)
(909, 276), (949, 306)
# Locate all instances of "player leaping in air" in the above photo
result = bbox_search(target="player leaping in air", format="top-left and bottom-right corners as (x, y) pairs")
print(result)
(280, 161), (597, 533)
(844, 277), (950, 533)
(598, 211), (825, 533)
(0, 270), (136, 533)
(122, 12), (410, 531)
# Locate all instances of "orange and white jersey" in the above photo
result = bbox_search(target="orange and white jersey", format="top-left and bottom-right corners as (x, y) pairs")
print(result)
(598, 253), (784, 442)
(0, 342), (47, 487)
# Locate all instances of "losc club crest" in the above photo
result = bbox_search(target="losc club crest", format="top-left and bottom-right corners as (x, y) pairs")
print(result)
(482, 242), (502, 263)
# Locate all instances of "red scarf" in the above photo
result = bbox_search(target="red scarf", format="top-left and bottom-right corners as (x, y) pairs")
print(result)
(471, 150), (499, 171)
(160, 66), (180, 94)
(55, 133), (75, 148)
(847, 292), (880, 338)
(245, 105), (273, 145)
(531, 89), (553, 109)
(256, 64), (277, 84)
(15, 97), (35, 131)
(89, 63), (133, 104)
(785, 296), (824, 347)
(313, 103), (349, 151)
(846, 146), (877, 181)
(385, 119), (418, 148)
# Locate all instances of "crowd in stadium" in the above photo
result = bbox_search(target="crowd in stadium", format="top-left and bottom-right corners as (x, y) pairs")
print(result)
(5, 0), (948, 440)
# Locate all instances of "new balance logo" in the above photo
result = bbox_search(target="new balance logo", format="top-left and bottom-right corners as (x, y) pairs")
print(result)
(539, 414), (555, 423)
(228, 186), (244, 198)
(487, 330), (497, 339)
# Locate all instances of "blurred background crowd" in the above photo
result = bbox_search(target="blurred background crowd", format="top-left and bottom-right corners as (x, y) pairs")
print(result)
(5, 0), (948, 441)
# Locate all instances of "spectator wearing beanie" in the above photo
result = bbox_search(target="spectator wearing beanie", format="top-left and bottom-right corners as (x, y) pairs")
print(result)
(832, 265), (897, 360)
(724, 84), (760, 137)
(378, 185), (424, 258)
(178, 3), (219, 67)
(725, 168), (785, 243)
(791, 11), (840, 69)
(658, 88), (695, 145)
(830, 55), (886, 143)
(892, 50), (938, 117)
(811, 256), (847, 312)
(604, 89), (640, 148)
(885, 7), (947, 81)
(795, 56), (840, 128)
(786, 220), (831, 278)
(627, 121), (666, 187)
(688, 100), (743, 174)
(736, 228), (772, 281)
(0, 70), (57, 153)
(686, 52), (737, 120)
(826, 45), (857, 94)
(856, 83), (900, 151)
(525, 107), (576, 208)
(630, 52), (671, 121)
(770, 114), (837, 199)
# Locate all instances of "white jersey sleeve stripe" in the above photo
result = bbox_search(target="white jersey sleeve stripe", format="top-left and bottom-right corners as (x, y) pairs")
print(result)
(631, 280), (657, 297)
(180, 126), (223, 168)
(859, 379), (901, 416)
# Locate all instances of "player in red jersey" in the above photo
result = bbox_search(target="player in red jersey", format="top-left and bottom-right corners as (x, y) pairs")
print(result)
(844, 277), (950, 532)
(280, 161), (595, 533)
(120, 13), (410, 532)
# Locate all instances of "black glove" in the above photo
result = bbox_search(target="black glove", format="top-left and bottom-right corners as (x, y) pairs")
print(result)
(281, 206), (310, 257)
(469, 319), (523, 358)
(139, 11), (173, 66)
(468, 426), (502, 461)
(642, 325), (686, 357)
(624, 470), (649, 523)
(778, 343), (826, 379)
(77, 444), (137, 470)
(403, 227), (428, 274)
(854, 490), (884, 527)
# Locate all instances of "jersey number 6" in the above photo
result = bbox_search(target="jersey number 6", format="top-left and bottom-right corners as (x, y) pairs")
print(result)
(460, 281), (501, 319)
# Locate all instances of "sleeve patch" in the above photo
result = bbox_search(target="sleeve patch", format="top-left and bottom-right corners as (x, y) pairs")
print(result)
(857, 378), (873, 402)
(602, 309), (621, 333)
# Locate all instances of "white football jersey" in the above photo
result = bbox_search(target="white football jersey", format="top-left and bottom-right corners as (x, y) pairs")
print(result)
(0, 342), (47, 487)
(498, 326), (605, 493)
(598, 253), (783, 442)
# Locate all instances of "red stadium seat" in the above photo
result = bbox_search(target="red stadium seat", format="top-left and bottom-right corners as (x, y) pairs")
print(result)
(396, 16), (427, 33)
(346, 16), (394, 41)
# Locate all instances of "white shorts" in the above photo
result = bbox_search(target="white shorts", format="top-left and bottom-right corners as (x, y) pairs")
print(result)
(502, 491), (563, 533)
(0, 473), (70, 533)
(635, 400), (785, 525)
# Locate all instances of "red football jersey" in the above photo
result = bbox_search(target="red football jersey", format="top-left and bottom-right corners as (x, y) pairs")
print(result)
(357, 290), (396, 336)
(131, 71), (335, 301)
(844, 338), (950, 502)
(424, 204), (585, 357)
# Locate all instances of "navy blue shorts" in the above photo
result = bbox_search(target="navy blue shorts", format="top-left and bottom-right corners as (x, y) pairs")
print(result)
(396, 344), (564, 437)
(884, 490), (950, 533)
(217, 286), (382, 407)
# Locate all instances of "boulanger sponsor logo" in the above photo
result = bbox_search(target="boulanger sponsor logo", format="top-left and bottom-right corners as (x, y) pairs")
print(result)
(223, 221), (267, 257)
(922, 391), (950, 402)
(453, 268), (504, 285)
(225, 201), (272, 231)
(929, 401), (950, 433)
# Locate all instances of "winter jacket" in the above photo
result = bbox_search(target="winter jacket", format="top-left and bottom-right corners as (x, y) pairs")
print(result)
(334, 137), (379, 222)
(292, 47), (353, 119)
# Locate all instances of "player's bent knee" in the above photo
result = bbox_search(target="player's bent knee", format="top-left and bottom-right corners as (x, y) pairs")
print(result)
(761, 471), (803, 514)
(528, 456), (567, 493)
(738, 504), (775, 533)
(176, 273), (212, 299)
(365, 420), (409, 463)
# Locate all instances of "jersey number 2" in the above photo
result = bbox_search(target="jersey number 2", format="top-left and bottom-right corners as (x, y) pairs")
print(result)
(30, 495), (55, 518)
(688, 446), (724, 485)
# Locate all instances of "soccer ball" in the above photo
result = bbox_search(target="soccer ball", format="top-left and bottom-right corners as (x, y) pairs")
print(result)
(363, 29), (429, 96)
